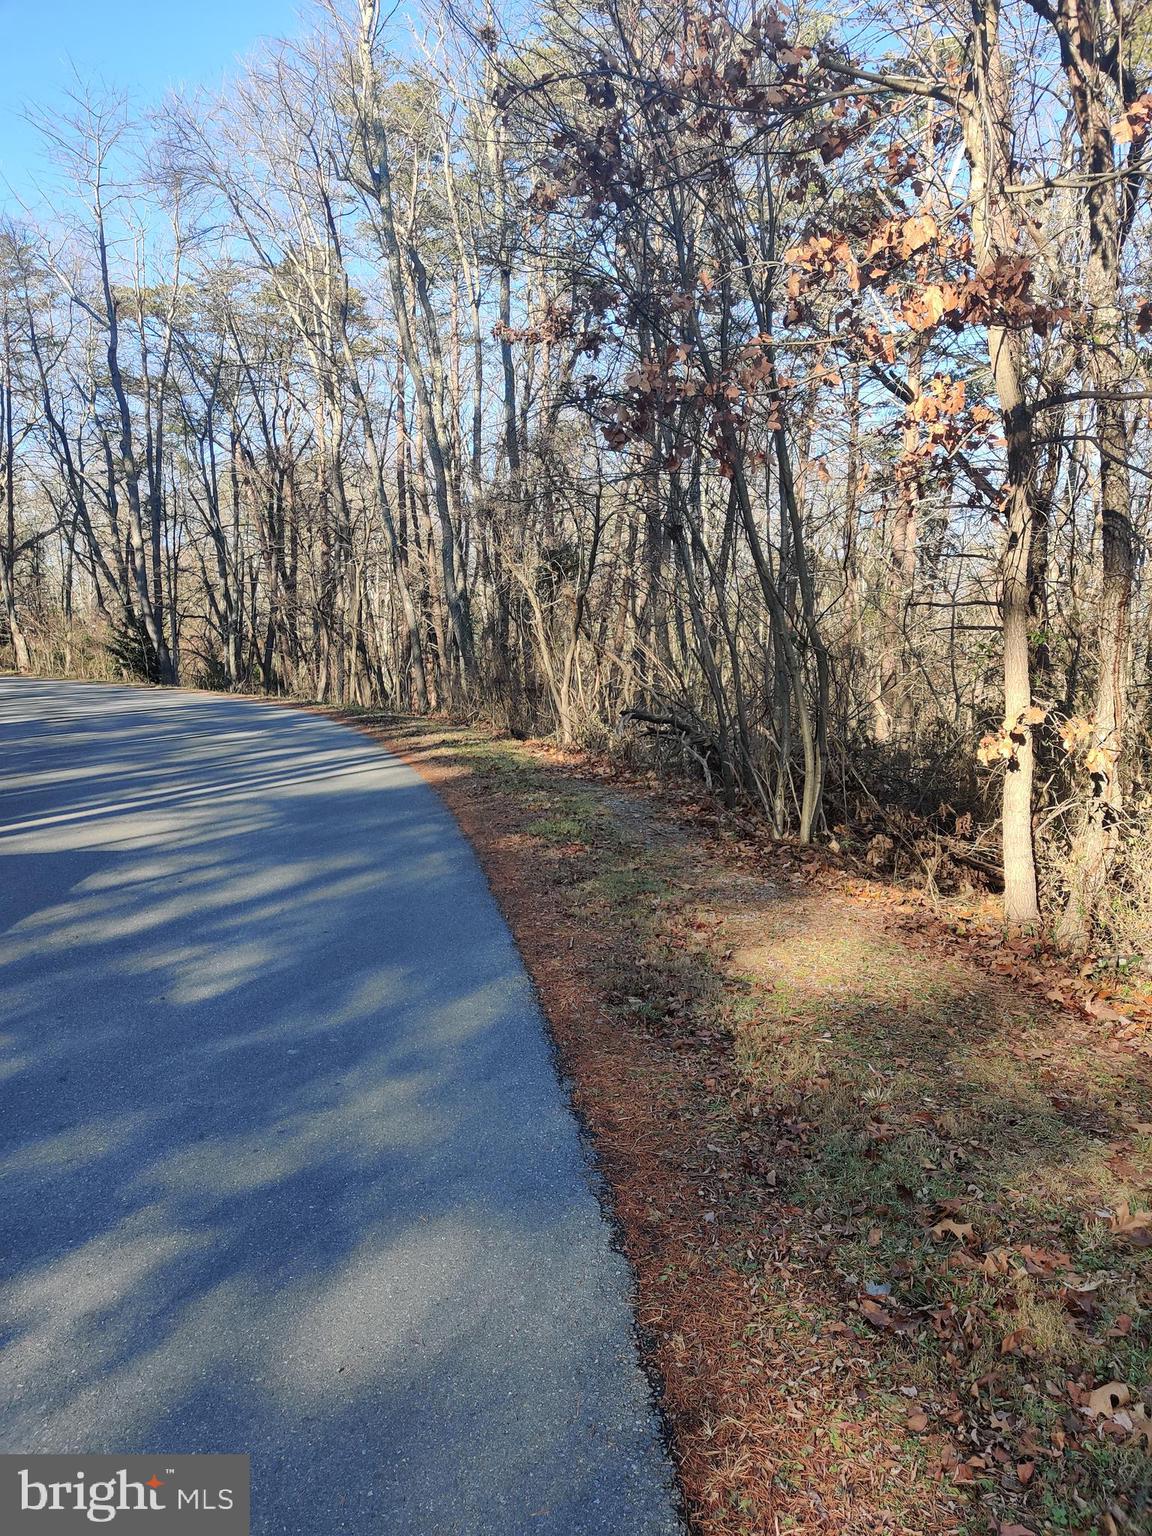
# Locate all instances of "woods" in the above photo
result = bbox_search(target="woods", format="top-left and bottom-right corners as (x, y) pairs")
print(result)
(2, 0), (1150, 951)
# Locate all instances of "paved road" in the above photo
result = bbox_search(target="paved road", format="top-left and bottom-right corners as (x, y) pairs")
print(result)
(0, 680), (681, 1535)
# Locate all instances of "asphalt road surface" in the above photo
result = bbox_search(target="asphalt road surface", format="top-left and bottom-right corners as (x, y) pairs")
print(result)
(0, 680), (682, 1535)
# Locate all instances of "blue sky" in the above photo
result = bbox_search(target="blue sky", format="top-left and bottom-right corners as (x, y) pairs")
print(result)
(0, 0), (306, 200)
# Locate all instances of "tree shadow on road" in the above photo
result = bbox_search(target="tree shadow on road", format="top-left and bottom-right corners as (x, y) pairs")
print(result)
(0, 684), (678, 1535)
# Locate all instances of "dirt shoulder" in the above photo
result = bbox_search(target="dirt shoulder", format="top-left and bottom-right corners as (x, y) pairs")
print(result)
(330, 712), (1151, 1536)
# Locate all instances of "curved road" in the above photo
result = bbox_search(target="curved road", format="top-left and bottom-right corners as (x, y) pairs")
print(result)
(0, 680), (680, 1535)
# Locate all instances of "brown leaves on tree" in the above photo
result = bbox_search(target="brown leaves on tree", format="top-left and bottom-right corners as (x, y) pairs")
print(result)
(1113, 93), (1152, 145)
(977, 705), (1125, 798)
(977, 705), (1042, 770)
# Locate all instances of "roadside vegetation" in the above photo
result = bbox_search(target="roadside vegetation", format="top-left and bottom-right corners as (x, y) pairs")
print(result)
(336, 713), (1152, 1536)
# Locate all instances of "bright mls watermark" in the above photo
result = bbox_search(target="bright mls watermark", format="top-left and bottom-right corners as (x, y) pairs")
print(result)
(0, 1456), (249, 1533)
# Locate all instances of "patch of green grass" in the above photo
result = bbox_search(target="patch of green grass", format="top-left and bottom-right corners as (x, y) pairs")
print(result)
(589, 866), (666, 906)
(525, 812), (598, 841)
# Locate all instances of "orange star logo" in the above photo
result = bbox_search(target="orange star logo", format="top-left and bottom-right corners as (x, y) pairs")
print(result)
(146, 1476), (164, 1490)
